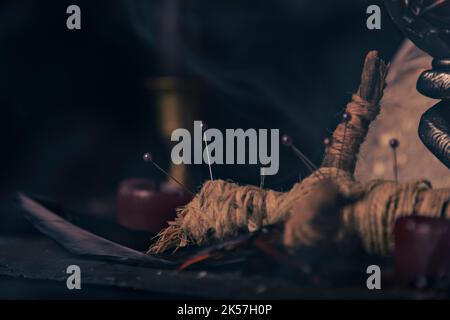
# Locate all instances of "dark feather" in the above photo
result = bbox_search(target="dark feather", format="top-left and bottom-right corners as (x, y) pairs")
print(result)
(18, 193), (175, 268)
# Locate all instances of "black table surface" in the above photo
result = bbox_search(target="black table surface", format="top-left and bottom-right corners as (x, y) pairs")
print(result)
(0, 234), (440, 300)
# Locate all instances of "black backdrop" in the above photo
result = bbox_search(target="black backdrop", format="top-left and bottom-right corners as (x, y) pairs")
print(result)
(0, 0), (402, 220)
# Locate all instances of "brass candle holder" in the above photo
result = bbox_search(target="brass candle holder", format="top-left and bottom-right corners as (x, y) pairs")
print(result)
(147, 77), (200, 188)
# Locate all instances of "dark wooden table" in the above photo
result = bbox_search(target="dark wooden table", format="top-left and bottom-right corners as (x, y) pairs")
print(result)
(0, 234), (437, 299)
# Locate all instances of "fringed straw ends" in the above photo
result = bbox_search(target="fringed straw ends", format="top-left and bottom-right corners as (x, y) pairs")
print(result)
(148, 167), (356, 254)
(148, 180), (285, 254)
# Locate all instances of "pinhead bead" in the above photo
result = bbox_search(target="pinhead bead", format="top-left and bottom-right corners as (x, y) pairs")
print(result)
(342, 112), (352, 123)
(389, 138), (399, 149)
(281, 134), (293, 146)
(143, 152), (153, 162)
(323, 137), (332, 147)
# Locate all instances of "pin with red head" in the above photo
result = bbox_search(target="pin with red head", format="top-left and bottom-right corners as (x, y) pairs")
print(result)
(143, 152), (195, 196)
(282, 133), (324, 180)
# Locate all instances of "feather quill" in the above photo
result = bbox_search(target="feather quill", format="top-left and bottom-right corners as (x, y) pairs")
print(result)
(18, 193), (174, 268)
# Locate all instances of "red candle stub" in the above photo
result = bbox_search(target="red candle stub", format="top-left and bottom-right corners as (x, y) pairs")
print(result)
(394, 216), (450, 287)
(117, 178), (193, 233)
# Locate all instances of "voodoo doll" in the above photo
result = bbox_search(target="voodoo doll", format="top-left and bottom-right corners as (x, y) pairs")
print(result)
(148, 51), (450, 257)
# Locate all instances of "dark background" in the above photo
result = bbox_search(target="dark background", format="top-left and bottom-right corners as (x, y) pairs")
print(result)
(0, 0), (403, 224)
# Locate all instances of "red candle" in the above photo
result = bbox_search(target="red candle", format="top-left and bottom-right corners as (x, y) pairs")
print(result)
(117, 178), (193, 233)
(394, 216), (450, 287)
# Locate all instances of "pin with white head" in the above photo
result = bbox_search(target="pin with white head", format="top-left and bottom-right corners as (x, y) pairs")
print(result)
(201, 121), (214, 181)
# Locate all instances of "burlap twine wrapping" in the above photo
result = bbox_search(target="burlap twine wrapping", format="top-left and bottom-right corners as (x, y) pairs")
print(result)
(148, 51), (450, 256)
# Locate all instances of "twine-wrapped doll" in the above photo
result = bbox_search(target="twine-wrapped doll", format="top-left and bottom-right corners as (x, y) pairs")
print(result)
(149, 51), (450, 256)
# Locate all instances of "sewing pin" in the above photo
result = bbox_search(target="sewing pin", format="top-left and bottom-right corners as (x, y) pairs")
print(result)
(337, 112), (351, 179)
(323, 137), (332, 149)
(281, 134), (324, 180)
(201, 121), (214, 181)
(260, 167), (265, 188)
(389, 138), (399, 183)
(323, 137), (332, 178)
(143, 152), (195, 196)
